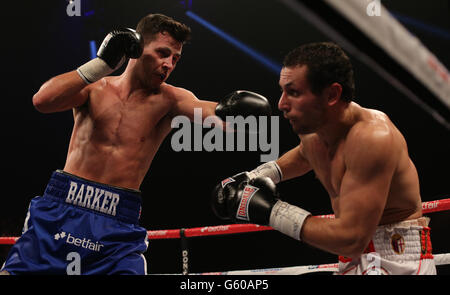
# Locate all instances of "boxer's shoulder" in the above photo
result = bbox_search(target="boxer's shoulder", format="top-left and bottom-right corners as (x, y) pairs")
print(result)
(348, 105), (394, 141)
(161, 83), (195, 102)
(341, 107), (400, 167)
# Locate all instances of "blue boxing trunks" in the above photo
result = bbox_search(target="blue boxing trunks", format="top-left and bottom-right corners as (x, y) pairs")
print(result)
(1, 170), (148, 275)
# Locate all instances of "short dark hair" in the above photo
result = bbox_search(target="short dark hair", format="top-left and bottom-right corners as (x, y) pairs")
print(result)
(136, 13), (191, 45)
(283, 42), (355, 102)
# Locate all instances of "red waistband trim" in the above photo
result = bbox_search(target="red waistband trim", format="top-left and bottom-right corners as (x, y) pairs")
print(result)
(420, 227), (433, 259)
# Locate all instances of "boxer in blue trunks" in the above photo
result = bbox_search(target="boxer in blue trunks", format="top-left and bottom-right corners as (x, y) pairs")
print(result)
(1, 14), (270, 275)
(2, 170), (147, 275)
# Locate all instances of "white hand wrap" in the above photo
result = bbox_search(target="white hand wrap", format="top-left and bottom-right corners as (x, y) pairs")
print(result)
(247, 161), (283, 184)
(76, 56), (125, 84)
(269, 200), (311, 241)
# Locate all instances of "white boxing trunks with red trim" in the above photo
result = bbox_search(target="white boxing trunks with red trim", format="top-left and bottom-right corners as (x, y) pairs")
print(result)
(336, 217), (436, 275)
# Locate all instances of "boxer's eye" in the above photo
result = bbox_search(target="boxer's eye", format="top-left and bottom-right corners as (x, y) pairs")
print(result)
(156, 48), (171, 58)
(173, 54), (181, 64)
(286, 88), (300, 97)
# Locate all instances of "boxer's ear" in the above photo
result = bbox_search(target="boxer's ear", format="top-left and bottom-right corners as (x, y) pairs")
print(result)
(325, 82), (343, 106)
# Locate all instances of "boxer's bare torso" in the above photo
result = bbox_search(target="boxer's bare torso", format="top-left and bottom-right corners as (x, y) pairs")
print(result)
(299, 103), (422, 225)
(33, 32), (218, 190)
(64, 78), (177, 190)
(278, 64), (423, 231)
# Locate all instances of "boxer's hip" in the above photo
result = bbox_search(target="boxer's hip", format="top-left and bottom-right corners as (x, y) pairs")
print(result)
(337, 217), (436, 275)
(44, 169), (143, 224)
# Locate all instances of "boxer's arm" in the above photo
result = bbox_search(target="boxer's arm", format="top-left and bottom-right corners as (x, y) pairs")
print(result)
(168, 86), (225, 131)
(300, 128), (397, 258)
(169, 86), (219, 121)
(245, 144), (311, 185)
(276, 144), (312, 182)
(213, 143), (311, 190)
(33, 28), (142, 114)
(170, 88), (272, 128)
(32, 71), (91, 113)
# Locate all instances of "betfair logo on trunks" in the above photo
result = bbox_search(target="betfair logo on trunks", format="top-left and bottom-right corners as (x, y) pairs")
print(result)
(55, 231), (104, 252)
(171, 108), (279, 162)
(65, 181), (120, 216)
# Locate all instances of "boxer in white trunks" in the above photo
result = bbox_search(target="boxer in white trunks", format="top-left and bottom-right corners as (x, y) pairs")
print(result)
(211, 42), (436, 275)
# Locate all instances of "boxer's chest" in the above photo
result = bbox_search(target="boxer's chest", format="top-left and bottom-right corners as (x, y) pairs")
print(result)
(88, 87), (173, 137)
(302, 136), (346, 198)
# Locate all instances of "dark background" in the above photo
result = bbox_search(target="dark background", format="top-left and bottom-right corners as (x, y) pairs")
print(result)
(1, 0), (449, 274)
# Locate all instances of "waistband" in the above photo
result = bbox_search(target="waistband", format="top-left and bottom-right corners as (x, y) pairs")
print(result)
(339, 217), (433, 263)
(43, 170), (142, 224)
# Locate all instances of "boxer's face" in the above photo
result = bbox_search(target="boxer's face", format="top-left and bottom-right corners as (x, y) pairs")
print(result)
(278, 65), (327, 135)
(136, 31), (183, 88)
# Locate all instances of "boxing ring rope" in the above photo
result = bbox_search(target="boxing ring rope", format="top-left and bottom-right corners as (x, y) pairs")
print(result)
(1, 197), (450, 274)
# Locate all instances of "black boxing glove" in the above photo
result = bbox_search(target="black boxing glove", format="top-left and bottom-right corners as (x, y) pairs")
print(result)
(211, 161), (283, 220)
(213, 176), (312, 241)
(97, 28), (143, 68)
(234, 177), (279, 225)
(215, 90), (272, 120)
(211, 172), (250, 220)
(77, 28), (143, 84)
